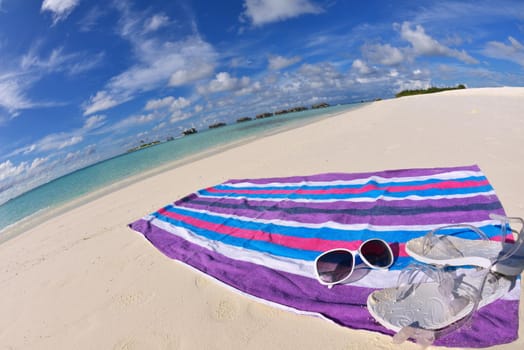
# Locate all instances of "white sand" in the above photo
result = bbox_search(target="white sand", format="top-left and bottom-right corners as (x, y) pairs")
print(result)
(1, 87), (523, 349)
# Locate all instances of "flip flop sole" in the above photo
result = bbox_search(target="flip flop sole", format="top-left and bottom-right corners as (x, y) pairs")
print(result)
(367, 272), (512, 332)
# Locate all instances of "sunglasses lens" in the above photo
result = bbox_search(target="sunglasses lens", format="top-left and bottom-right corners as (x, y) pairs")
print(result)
(316, 250), (354, 284)
(360, 240), (393, 268)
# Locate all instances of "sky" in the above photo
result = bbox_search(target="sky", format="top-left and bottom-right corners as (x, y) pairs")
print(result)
(0, 0), (523, 205)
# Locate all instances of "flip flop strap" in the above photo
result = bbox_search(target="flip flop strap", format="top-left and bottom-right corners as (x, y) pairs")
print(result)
(421, 223), (490, 261)
(489, 214), (524, 263)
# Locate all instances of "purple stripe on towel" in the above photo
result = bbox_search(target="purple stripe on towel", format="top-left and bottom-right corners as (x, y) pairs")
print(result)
(225, 165), (482, 185)
(178, 193), (500, 211)
(177, 199), (503, 226)
(130, 218), (518, 347)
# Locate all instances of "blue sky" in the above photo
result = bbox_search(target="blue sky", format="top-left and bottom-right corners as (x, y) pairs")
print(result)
(0, 0), (523, 204)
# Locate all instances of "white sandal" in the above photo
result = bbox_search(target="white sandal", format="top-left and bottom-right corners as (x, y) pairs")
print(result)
(367, 263), (513, 346)
(406, 214), (524, 276)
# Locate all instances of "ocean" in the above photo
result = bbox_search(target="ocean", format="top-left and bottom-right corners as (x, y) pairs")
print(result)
(0, 104), (362, 241)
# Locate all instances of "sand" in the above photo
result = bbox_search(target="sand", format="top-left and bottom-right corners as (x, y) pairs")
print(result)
(1, 87), (523, 349)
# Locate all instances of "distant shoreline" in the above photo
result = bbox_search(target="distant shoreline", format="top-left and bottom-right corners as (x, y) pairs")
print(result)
(0, 103), (363, 242)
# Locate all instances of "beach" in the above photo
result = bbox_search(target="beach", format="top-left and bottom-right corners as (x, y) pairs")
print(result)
(1, 87), (523, 349)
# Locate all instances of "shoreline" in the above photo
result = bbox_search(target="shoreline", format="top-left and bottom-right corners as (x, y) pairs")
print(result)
(0, 103), (363, 244)
(1, 87), (523, 349)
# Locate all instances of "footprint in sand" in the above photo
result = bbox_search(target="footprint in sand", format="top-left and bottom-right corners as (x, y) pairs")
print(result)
(343, 335), (391, 350)
(113, 338), (144, 350)
(212, 299), (238, 321)
(113, 291), (155, 308)
(113, 334), (180, 350)
(194, 275), (210, 289)
(247, 301), (280, 320)
(242, 302), (279, 333)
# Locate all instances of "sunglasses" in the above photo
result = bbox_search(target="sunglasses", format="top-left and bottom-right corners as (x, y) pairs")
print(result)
(314, 239), (394, 288)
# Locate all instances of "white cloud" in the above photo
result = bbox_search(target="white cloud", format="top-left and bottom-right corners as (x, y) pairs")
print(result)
(268, 55), (301, 70)
(0, 158), (42, 203)
(0, 157), (49, 205)
(0, 44), (104, 116)
(109, 38), (214, 92)
(21, 46), (69, 71)
(0, 79), (33, 113)
(483, 36), (524, 67)
(272, 62), (346, 95)
(399, 22), (478, 64)
(0, 160), (26, 181)
(362, 43), (405, 66)
(168, 62), (214, 87)
(110, 113), (158, 131)
(230, 56), (254, 68)
(5, 114), (105, 161)
(0, 150), (98, 205)
(242, 0), (322, 26)
(64, 151), (80, 162)
(394, 78), (431, 93)
(20, 44), (102, 77)
(41, 0), (80, 24)
(198, 72), (250, 94)
(194, 105), (203, 113)
(145, 96), (174, 110)
(0, 140), (106, 204)
(131, 113), (156, 124)
(30, 157), (48, 169)
(68, 52), (104, 75)
(170, 110), (190, 123)
(152, 122), (167, 131)
(145, 96), (191, 111)
(23, 144), (37, 155)
(83, 114), (106, 130)
(411, 2), (524, 27)
(83, 91), (123, 116)
(83, 36), (216, 115)
(61, 136), (83, 149)
(82, 3), (216, 115)
(144, 14), (169, 33)
(236, 81), (262, 96)
(165, 96), (191, 110)
(37, 134), (84, 151)
(78, 6), (105, 32)
(351, 59), (372, 75)
(9, 131), (84, 157)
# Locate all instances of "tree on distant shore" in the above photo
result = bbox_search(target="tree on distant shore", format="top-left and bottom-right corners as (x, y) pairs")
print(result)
(395, 84), (466, 98)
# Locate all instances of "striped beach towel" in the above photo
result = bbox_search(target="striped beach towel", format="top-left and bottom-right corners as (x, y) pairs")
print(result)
(129, 165), (519, 347)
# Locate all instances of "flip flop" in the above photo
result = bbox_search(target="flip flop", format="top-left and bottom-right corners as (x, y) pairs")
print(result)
(367, 263), (513, 345)
(406, 215), (524, 276)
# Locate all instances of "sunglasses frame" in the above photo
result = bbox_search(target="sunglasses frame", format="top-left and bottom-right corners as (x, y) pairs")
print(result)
(314, 238), (394, 288)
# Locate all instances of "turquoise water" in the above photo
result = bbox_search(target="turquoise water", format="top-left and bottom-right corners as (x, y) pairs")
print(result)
(0, 104), (361, 238)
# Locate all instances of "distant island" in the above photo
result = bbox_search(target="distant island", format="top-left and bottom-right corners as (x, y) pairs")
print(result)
(209, 122), (227, 129)
(255, 112), (273, 119)
(236, 117), (252, 123)
(179, 102), (331, 135)
(274, 106), (308, 115)
(126, 140), (160, 153)
(396, 84), (466, 98)
(182, 127), (197, 135)
(128, 101), (333, 152)
(312, 102), (330, 109)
